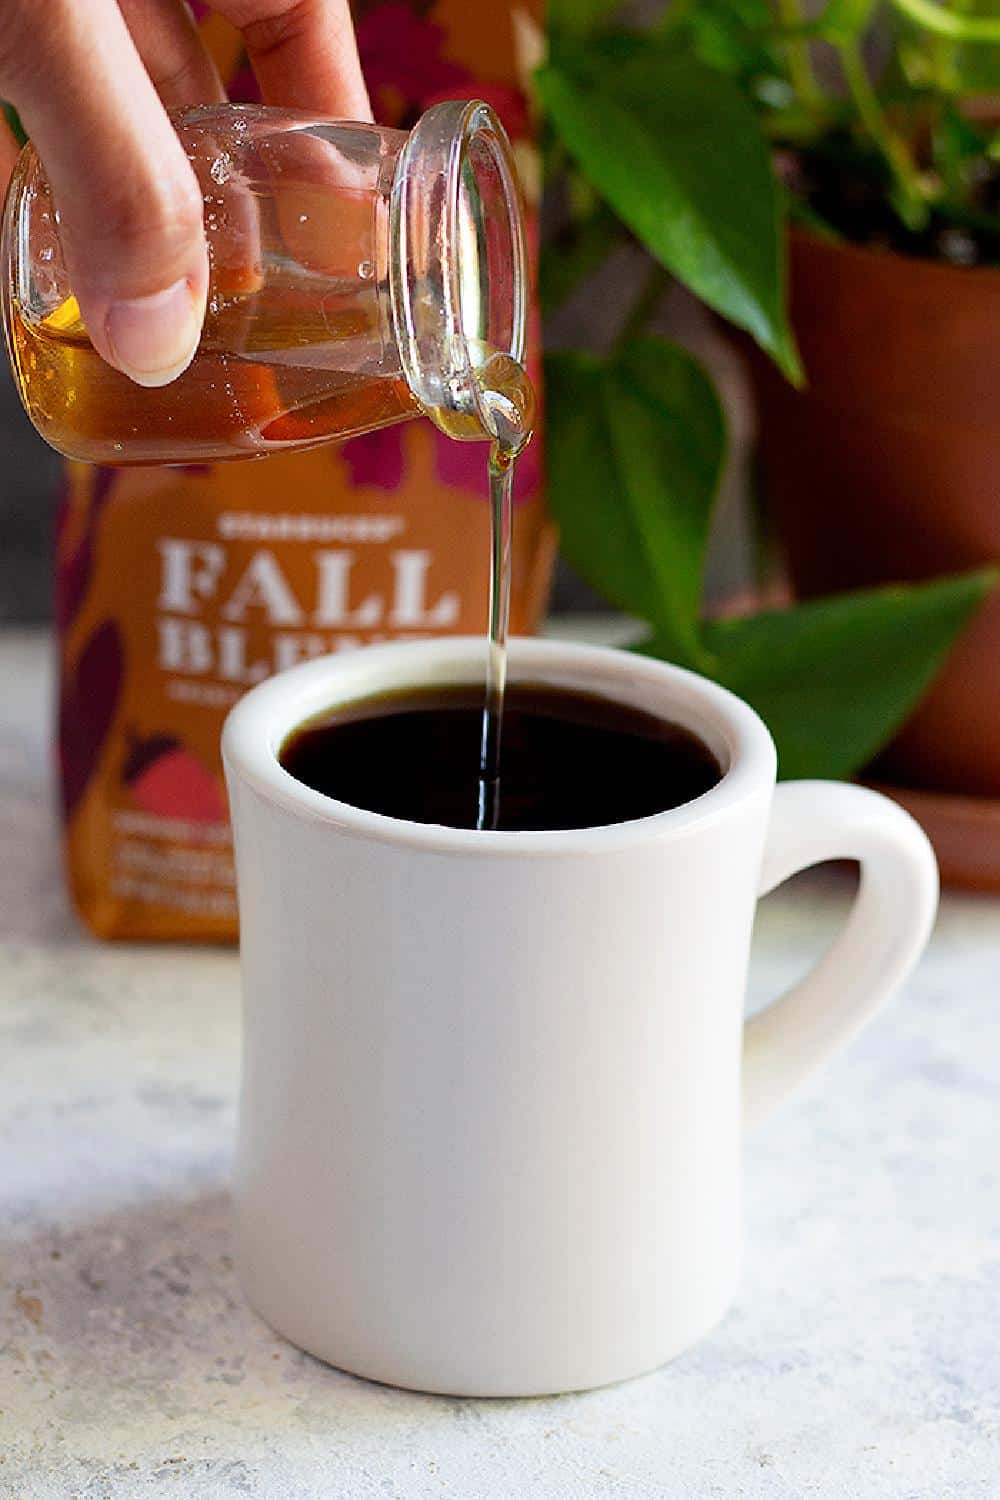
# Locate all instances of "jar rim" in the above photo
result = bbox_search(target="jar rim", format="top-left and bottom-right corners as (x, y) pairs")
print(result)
(388, 99), (528, 437)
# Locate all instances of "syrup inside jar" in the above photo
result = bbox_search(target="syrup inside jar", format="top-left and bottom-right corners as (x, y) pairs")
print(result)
(1, 100), (536, 828)
(1, 101), (530, 468)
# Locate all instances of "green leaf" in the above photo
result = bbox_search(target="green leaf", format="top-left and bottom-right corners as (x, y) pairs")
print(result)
(891, 0), (1000, 42)
(547, 0), (622, 41)
(535, 44), (801, 380)
(680, 572), (996, 779)
(944, 46), (1000, 93)
(2, 101), (26, 147)
(932, 0), (1000, 97)
(682, 0), (787, 79)
(546, 337), (725, 668)
(933, 105), (988, 198)
(812, 0), (877, 42)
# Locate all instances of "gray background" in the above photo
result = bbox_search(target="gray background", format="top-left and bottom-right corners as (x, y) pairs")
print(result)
(0, 360), (62, 623)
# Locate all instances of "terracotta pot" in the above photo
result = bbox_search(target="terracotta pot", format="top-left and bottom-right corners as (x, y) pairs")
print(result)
(748, 232), (1000, 808)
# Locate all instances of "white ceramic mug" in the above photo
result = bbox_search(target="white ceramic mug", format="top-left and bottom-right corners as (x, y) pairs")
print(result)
(222, 636), (938, 1397)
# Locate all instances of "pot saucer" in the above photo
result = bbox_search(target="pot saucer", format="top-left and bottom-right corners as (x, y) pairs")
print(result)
(868, 781), (1000, 892)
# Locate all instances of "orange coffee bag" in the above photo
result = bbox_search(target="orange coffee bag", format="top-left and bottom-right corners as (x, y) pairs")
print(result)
(57, 1), (552, 941)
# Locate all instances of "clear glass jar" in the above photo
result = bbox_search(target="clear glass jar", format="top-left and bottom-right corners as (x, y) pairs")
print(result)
(1, 99), (527, 465)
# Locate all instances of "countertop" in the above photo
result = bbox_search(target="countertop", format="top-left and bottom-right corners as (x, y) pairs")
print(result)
(1, 626), (998, 1499)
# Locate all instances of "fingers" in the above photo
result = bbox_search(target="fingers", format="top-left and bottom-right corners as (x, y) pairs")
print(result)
(0, 0), (208, 386)
(119, 4), (263, 300)
(213, 0), (372, 118)
(118, 0), (227, 107)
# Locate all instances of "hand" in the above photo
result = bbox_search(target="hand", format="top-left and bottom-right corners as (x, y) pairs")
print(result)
(0, 1), (370, 386)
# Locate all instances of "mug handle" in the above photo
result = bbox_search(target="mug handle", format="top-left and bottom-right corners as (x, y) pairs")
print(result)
(744, 781), (938, 1128)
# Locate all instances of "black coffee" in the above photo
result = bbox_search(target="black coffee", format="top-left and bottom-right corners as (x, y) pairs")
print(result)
(279, 683), (723, 832)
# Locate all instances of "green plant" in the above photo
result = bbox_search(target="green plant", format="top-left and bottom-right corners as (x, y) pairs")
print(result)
(537, 0), (999, 778)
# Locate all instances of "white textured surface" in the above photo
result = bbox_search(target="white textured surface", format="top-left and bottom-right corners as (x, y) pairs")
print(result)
(1, 627), (998, 1498)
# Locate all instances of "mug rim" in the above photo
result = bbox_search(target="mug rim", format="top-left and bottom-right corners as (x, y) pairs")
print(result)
(222, 636), (777, 855)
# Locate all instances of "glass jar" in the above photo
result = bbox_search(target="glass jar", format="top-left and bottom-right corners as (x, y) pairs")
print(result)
(1, 99), (527, 465)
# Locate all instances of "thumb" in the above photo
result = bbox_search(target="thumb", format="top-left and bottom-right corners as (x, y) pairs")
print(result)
(2, 0), (208, 386)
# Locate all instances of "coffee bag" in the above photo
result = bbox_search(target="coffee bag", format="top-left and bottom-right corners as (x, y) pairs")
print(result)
(56, 1), (552, 940)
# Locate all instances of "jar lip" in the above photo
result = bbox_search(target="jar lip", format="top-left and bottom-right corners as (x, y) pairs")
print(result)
(389, 99), (528, 435)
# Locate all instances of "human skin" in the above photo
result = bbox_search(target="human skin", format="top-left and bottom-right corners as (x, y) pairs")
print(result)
(0, 0), (371, 386)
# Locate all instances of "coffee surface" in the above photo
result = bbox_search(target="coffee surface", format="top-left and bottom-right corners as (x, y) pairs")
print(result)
(279, 682), (723, 831)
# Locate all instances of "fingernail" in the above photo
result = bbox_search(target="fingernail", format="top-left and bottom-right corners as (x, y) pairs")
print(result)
(105, 277), (203, 387)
